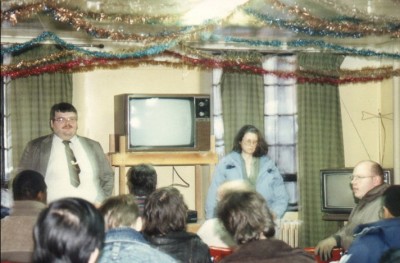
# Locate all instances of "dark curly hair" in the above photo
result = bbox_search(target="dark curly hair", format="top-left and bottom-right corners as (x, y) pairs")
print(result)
(126, 164), (157, 196)
(217, 190), (276, 244)
(142, 187), (188, 235)
(232, 125), (268, 157)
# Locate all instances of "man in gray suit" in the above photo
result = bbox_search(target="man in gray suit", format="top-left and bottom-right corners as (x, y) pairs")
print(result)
(18, 102), (114, 204)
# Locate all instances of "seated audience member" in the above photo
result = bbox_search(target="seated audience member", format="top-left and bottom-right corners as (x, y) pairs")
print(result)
(126, 164), (157, 216)
(217, 190), (315, 263)
(1, 170), (47, 263)
(339, 185), (400, 263)
(197, 180), (252, 248)
(316, 160), (390, 261)
(142, 186), (212, 263)
(33, 197), (104, 263)
(97, 194), (177, 263)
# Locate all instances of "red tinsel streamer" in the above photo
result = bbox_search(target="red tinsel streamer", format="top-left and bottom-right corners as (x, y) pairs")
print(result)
(1, 55), (391, 85)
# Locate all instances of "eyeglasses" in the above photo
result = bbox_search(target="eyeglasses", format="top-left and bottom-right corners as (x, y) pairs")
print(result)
(241, 140), (258, 146)
(53, 117), (77, 123)
(349, 175), (377, 181)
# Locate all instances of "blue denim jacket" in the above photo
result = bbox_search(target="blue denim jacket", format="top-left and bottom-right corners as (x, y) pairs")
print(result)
(98, 227), (177, 263)
(206, 152), (289, 219)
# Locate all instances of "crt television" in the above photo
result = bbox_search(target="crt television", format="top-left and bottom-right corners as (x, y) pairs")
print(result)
(114, 94), (211, 152)
(320, 168), (394, 214)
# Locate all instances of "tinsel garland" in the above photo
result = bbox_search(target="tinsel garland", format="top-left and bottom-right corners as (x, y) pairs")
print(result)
(4, 47), (397, 81)
(1, 31), (179, 58)
(304, 0), (400, 23)
(266, 0), (400, 38)
(221, 36), (400, 60)
(2, 31), (399, 61)
(244, 8), (400, 38)
(2, 47), (398, 85)
(2, 0), (400, 41)
(1, 1), (177, 25)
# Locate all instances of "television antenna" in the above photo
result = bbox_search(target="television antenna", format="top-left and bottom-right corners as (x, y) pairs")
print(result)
(361, 110), (393, 164)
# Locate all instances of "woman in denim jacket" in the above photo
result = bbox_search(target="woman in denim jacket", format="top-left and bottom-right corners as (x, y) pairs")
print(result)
(206, 125), (289, 219)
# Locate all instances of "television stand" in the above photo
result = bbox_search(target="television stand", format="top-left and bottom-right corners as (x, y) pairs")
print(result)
(110, 135), (218, 220)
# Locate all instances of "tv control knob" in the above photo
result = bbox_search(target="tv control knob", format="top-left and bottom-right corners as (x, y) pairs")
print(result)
(199, 111), (205, 117)
(199, 101), (205, 107)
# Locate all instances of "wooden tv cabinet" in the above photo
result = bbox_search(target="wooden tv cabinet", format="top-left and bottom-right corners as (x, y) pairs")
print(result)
(110, 135), (218, 220)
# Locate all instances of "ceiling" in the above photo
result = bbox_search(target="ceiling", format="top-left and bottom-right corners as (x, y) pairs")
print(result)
(1, 0), (400, 55)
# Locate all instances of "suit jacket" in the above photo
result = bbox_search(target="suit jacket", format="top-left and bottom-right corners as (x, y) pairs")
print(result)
(18, 134), (114, 198)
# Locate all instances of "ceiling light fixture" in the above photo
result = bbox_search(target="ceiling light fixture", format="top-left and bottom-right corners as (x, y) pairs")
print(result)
(181, 0), (250, 25)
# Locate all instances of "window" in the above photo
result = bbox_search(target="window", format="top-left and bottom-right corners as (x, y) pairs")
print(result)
(263, 55), (298, 211)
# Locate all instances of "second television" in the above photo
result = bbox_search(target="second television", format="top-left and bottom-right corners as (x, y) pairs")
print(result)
(320, 168), (393, 214)
(114, 94), (211, 152)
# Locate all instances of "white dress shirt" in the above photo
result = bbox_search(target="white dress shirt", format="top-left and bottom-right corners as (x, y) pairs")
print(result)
(45, 135), (102, 203)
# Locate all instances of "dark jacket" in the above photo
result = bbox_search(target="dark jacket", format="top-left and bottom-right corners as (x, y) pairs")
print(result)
(335, 183), (390, 249)
(340, 218), (400, 263)
(220, 239), (315, 263)
(144, 231), (212, 263)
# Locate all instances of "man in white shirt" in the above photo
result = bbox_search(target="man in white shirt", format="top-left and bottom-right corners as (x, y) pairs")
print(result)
(18, 102), (114, 204)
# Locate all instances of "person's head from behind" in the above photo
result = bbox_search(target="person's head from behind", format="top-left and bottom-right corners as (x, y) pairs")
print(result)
(12, 170), (47, 203)
(50, 102), (78, 141)
(126, 164), (157, 196)
(99, 194), (142, 231)
(217, 190), (276, 245)
(381, 185), (400, 219)
(33, 198), (104, 263)
(351, 160), (384, 199)
(217, 180), (253, 201)
(232, 124), (268, 157)
(143, 186), (188, 235)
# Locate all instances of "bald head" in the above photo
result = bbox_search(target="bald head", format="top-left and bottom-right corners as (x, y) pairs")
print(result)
(351, 160), (384, 199)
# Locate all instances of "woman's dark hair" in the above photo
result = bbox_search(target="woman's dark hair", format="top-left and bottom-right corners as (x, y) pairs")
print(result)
(33, 198), (105, 263)
(217, 190), (276, 244)
(126, 164), (157, 196)
(232, 125), (268, 157)
(383, 185), (400, 217)
(50, 102), (77, 120)
(12, 170), (47, 201)
(142, 187), (188, 235)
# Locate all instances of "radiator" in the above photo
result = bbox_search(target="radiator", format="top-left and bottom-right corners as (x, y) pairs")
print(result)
(276, 219), (301, 248)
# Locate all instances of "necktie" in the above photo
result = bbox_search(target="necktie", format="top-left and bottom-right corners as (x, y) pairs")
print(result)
(63, 140), (81, 187)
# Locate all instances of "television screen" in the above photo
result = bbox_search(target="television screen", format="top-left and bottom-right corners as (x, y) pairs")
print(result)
(320, 168), (393, 214)
(129, 97), (194, 148)
(114, 94), (211, 152)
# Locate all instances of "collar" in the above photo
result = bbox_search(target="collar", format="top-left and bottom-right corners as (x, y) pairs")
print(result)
(53, 134), (78, 143)
(10, 200), (46, 216)
(104, 227), (148, 244)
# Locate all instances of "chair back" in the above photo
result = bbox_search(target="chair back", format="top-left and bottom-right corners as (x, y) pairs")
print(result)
(209, 246), (234, 263)
(304, 247), (343, 263)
